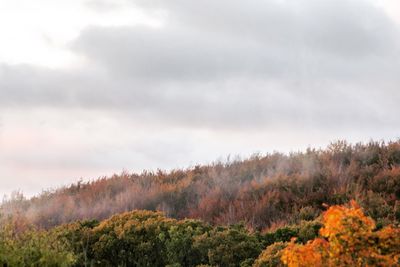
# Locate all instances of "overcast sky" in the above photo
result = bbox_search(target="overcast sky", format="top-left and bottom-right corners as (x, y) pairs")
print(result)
(0, 0), (400, 197)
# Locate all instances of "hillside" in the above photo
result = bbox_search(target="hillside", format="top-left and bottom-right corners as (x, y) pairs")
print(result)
(2, 140), (400, 231)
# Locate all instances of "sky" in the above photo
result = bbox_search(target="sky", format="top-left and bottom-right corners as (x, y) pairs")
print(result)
(0, 0), (400, 197)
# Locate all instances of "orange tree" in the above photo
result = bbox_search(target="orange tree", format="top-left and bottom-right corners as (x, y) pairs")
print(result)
(281, 200), (400, 266)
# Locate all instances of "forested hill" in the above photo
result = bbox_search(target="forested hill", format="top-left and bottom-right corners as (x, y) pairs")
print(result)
(2, 140), (400, 230)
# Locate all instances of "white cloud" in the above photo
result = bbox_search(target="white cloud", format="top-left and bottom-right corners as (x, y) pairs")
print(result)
(0, 0), (163, 67)
(374, 0), (400, 24)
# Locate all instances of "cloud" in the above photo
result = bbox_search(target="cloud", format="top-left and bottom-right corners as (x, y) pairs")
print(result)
(74, 0), (400, 81)
(67, 0), (400, 131)
(1, 0), (400, 196)
(84, 0), (125, 12)
(3, 2), (400, 130)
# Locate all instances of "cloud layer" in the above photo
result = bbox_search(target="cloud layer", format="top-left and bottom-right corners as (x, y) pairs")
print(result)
(1, 0), (400, 196)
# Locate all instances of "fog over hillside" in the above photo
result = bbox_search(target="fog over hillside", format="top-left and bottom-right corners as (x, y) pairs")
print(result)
(2, 141), (400, 231)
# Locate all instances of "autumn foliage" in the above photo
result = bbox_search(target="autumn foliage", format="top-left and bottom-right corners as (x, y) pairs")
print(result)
(281, 201), (400, 267)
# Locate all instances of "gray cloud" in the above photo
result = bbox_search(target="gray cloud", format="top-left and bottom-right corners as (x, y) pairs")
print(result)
(73, 1), (400, 82)
(1, 0), (400, 130)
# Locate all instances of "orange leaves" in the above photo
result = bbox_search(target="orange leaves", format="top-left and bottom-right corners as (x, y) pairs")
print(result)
(281, 238), (328, 267)
(281, 201), (400, 267)
(319, 200), (375, 245)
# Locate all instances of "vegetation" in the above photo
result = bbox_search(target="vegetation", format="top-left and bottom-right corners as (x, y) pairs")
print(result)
(281, 201), (400, 266)
(0, 210), (322, 266)
(0, 216), (75, 266)
(3, 140), (400, 231)
(1, 140), (400, 266)
(1, 201), (399, 266)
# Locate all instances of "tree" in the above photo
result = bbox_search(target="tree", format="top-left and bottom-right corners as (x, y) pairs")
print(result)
(281, 201), (400, 267)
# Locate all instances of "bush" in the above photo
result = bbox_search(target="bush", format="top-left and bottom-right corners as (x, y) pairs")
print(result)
(253, 242), (286, 267)
(281, 201), (400, 266)
(0, 219), (76, 267)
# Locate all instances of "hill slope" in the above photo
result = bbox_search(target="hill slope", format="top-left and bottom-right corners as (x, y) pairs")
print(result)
(2, 140), (400, 230)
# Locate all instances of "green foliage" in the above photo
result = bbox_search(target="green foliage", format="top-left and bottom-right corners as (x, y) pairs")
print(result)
(193, 224), (263, 267)
(163, 220), (211, 266)
(51, 219), (99, 266)
(0, 219), (76, 267)
(294, 221), (322, 244)
(0, 206), (394, 266)
(90, 210), (171, 266)
(261, 220), (321, 247)
(253, 242), (287, 267)
(82, 212), (264, 267)
(271, 227), (297, 243)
